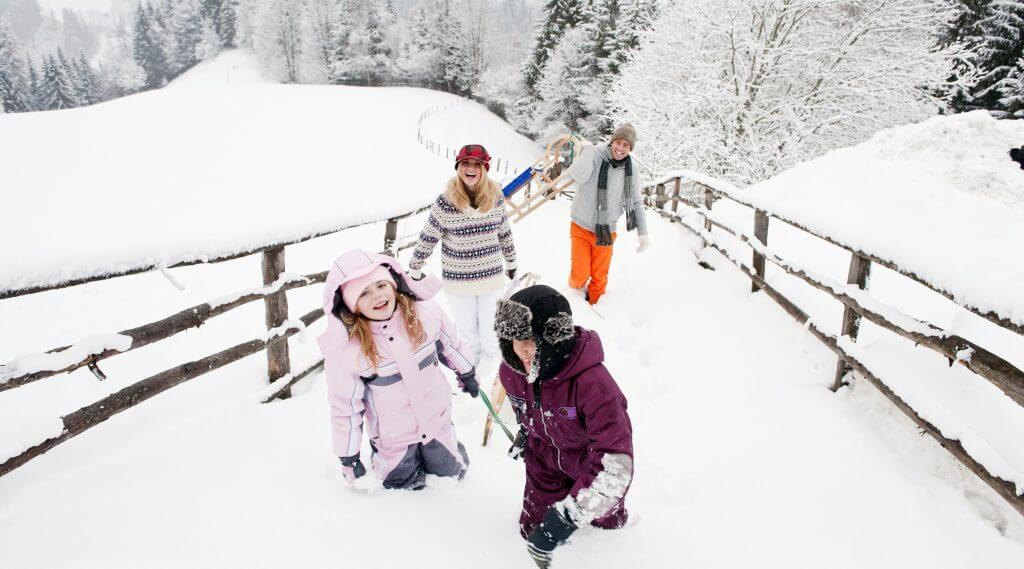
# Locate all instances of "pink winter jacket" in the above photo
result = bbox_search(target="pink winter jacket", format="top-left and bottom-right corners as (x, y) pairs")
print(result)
(317, 250), (475, 458)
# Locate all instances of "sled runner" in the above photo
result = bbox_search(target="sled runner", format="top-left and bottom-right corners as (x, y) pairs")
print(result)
(501, 135), (587, 223)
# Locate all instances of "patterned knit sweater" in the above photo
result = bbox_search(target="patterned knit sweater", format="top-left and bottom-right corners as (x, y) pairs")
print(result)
(410, 184), (517, 296)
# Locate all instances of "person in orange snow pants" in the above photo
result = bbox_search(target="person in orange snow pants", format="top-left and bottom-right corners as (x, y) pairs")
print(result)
(562, 123), (650, 305)
(568, 222), (616, 304)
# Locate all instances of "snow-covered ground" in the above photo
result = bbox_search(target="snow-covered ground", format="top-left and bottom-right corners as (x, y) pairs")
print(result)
(1, 51), (1023, 568)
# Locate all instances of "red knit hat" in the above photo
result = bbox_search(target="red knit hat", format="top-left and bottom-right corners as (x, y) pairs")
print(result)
(455, 144), (490, 171)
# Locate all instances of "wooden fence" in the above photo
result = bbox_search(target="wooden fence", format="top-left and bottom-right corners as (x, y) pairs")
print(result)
(0, 205), (431, 477)
(643, 176), (1024, 518)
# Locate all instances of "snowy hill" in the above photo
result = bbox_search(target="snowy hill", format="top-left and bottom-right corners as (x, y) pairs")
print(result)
(743, 111), (1024, 329)
(0, 49), (539, 296)
(1, 51), (1023, 568)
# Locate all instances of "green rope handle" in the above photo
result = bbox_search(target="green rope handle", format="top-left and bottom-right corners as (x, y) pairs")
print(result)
(480, 391), (516, 443)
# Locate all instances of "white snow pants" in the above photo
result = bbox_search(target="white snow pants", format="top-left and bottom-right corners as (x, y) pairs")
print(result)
(446, 289), (503, 362)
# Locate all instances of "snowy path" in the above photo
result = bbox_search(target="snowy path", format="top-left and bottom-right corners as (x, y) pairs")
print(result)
(1, 200), (1022, 569)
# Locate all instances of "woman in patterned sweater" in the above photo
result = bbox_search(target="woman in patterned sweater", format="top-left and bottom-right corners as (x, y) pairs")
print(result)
(408, 144), (517, 366)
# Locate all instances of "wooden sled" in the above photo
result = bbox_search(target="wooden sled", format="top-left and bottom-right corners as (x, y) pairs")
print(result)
(501, 135), (587, 224)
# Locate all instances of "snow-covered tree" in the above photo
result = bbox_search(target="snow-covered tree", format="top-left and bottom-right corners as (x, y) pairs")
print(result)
(974, 0), (1024, 116)
(133, 3), (168, 88)
(332, 0), (399, 85)
(300, 0), (341, 83)
(0, 16), (33, 112)
(522, 0), (587, 101)
(533, 27), (598, 137)
(997, 54), (1024, 116)
(170, 0), (203, 72)
(73, 51), (99, 106)
(936, 0), (990, 112)
(39, 53), (77, 109)
(253, 0), (301, 82)
(195, 16), (223, 61)
(609, 0), (953, 184)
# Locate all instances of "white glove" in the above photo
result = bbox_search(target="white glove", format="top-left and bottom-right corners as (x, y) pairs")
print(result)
(637, 234), (650, 253)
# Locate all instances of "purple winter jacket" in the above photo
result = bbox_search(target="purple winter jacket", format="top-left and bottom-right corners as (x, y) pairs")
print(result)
(499, 326), (633, 498)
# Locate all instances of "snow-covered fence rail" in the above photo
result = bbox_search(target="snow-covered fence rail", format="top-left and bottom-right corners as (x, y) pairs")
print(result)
(643, 175), (1024, 518)
(0, 204), (432, 477)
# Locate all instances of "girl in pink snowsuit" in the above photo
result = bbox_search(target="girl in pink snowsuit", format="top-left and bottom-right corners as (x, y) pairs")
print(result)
(317, 249), (480, 490)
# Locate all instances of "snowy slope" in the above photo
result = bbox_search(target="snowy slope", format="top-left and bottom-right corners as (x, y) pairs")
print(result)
(738, 111), (1024, 329)
(0, 49), (539, 296)
(1, 50), (1023, 569)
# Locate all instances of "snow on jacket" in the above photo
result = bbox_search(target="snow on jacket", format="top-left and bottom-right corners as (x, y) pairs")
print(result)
(499, 326), (634, 522)
(565, 144), (649, 236)
(317, 251), (475, 458)
(408, 180), (517, 296)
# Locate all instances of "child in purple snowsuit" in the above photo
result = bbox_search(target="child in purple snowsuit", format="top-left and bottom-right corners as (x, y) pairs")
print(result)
(317, 249), (480, 490)
(495, 285), (634, 568)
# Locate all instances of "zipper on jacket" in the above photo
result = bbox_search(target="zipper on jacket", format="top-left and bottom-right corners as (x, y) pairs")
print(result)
(535, 378), (565, 474)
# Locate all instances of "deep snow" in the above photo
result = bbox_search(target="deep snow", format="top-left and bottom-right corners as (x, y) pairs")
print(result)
(1, 50), (1023, 569)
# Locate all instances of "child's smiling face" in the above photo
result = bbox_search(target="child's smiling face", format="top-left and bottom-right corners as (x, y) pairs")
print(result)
(355, 280), (396, 320)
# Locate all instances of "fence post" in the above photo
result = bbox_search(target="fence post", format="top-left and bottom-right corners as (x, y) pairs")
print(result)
(655, 184), (667, 209)
(672, 178), (681, 213)
(703, 186), (715, 232)
(831, 253), (873, 391)
(751, 210), (769, 293)
(383, 218), (399, 254)
(262, 246), (291, 397)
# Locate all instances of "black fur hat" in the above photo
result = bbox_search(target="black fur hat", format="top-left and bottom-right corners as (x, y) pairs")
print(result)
(495, 285), (576, 381)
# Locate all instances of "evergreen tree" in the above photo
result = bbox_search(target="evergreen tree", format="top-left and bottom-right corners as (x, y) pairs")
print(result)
(133, 3), (168, 89)
(74, 51), (99, 106)
(334, 0), (398, 85)
(436, 0), (474, 93)
(171, 0), (203, 72)
(55, 48), (82, 106)
(219, 0), (238, 47)
(26, 58), (40, 111)
(195, 16), (223, 61)
(522, 0), (588, 100)
(616, 0), (658, 56)
(0, 16), (32, 113)
(533, 26), (595, 136)
(975, 0), (1024, 116)
(328, 0), (356, 83)
(937, 0), (991, 112)
(40, 54), (77, 110)
(998, 54), (1024, 116)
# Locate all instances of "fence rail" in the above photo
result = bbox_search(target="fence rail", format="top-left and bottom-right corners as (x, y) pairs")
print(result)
(643, 176), (1024, 518)
(0, 203), (431, 477)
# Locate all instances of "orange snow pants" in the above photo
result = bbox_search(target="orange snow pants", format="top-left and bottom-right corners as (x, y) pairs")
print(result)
(569, 222), (616, 304)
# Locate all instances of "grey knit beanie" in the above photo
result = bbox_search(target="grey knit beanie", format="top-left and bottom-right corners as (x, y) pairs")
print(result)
(611, 123), (636, 149)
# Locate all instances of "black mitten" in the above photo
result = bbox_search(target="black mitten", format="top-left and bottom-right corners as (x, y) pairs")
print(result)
(508, 427), (527, 460)
(457, 369), (479, 397)
(526, 507), (577, 568)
